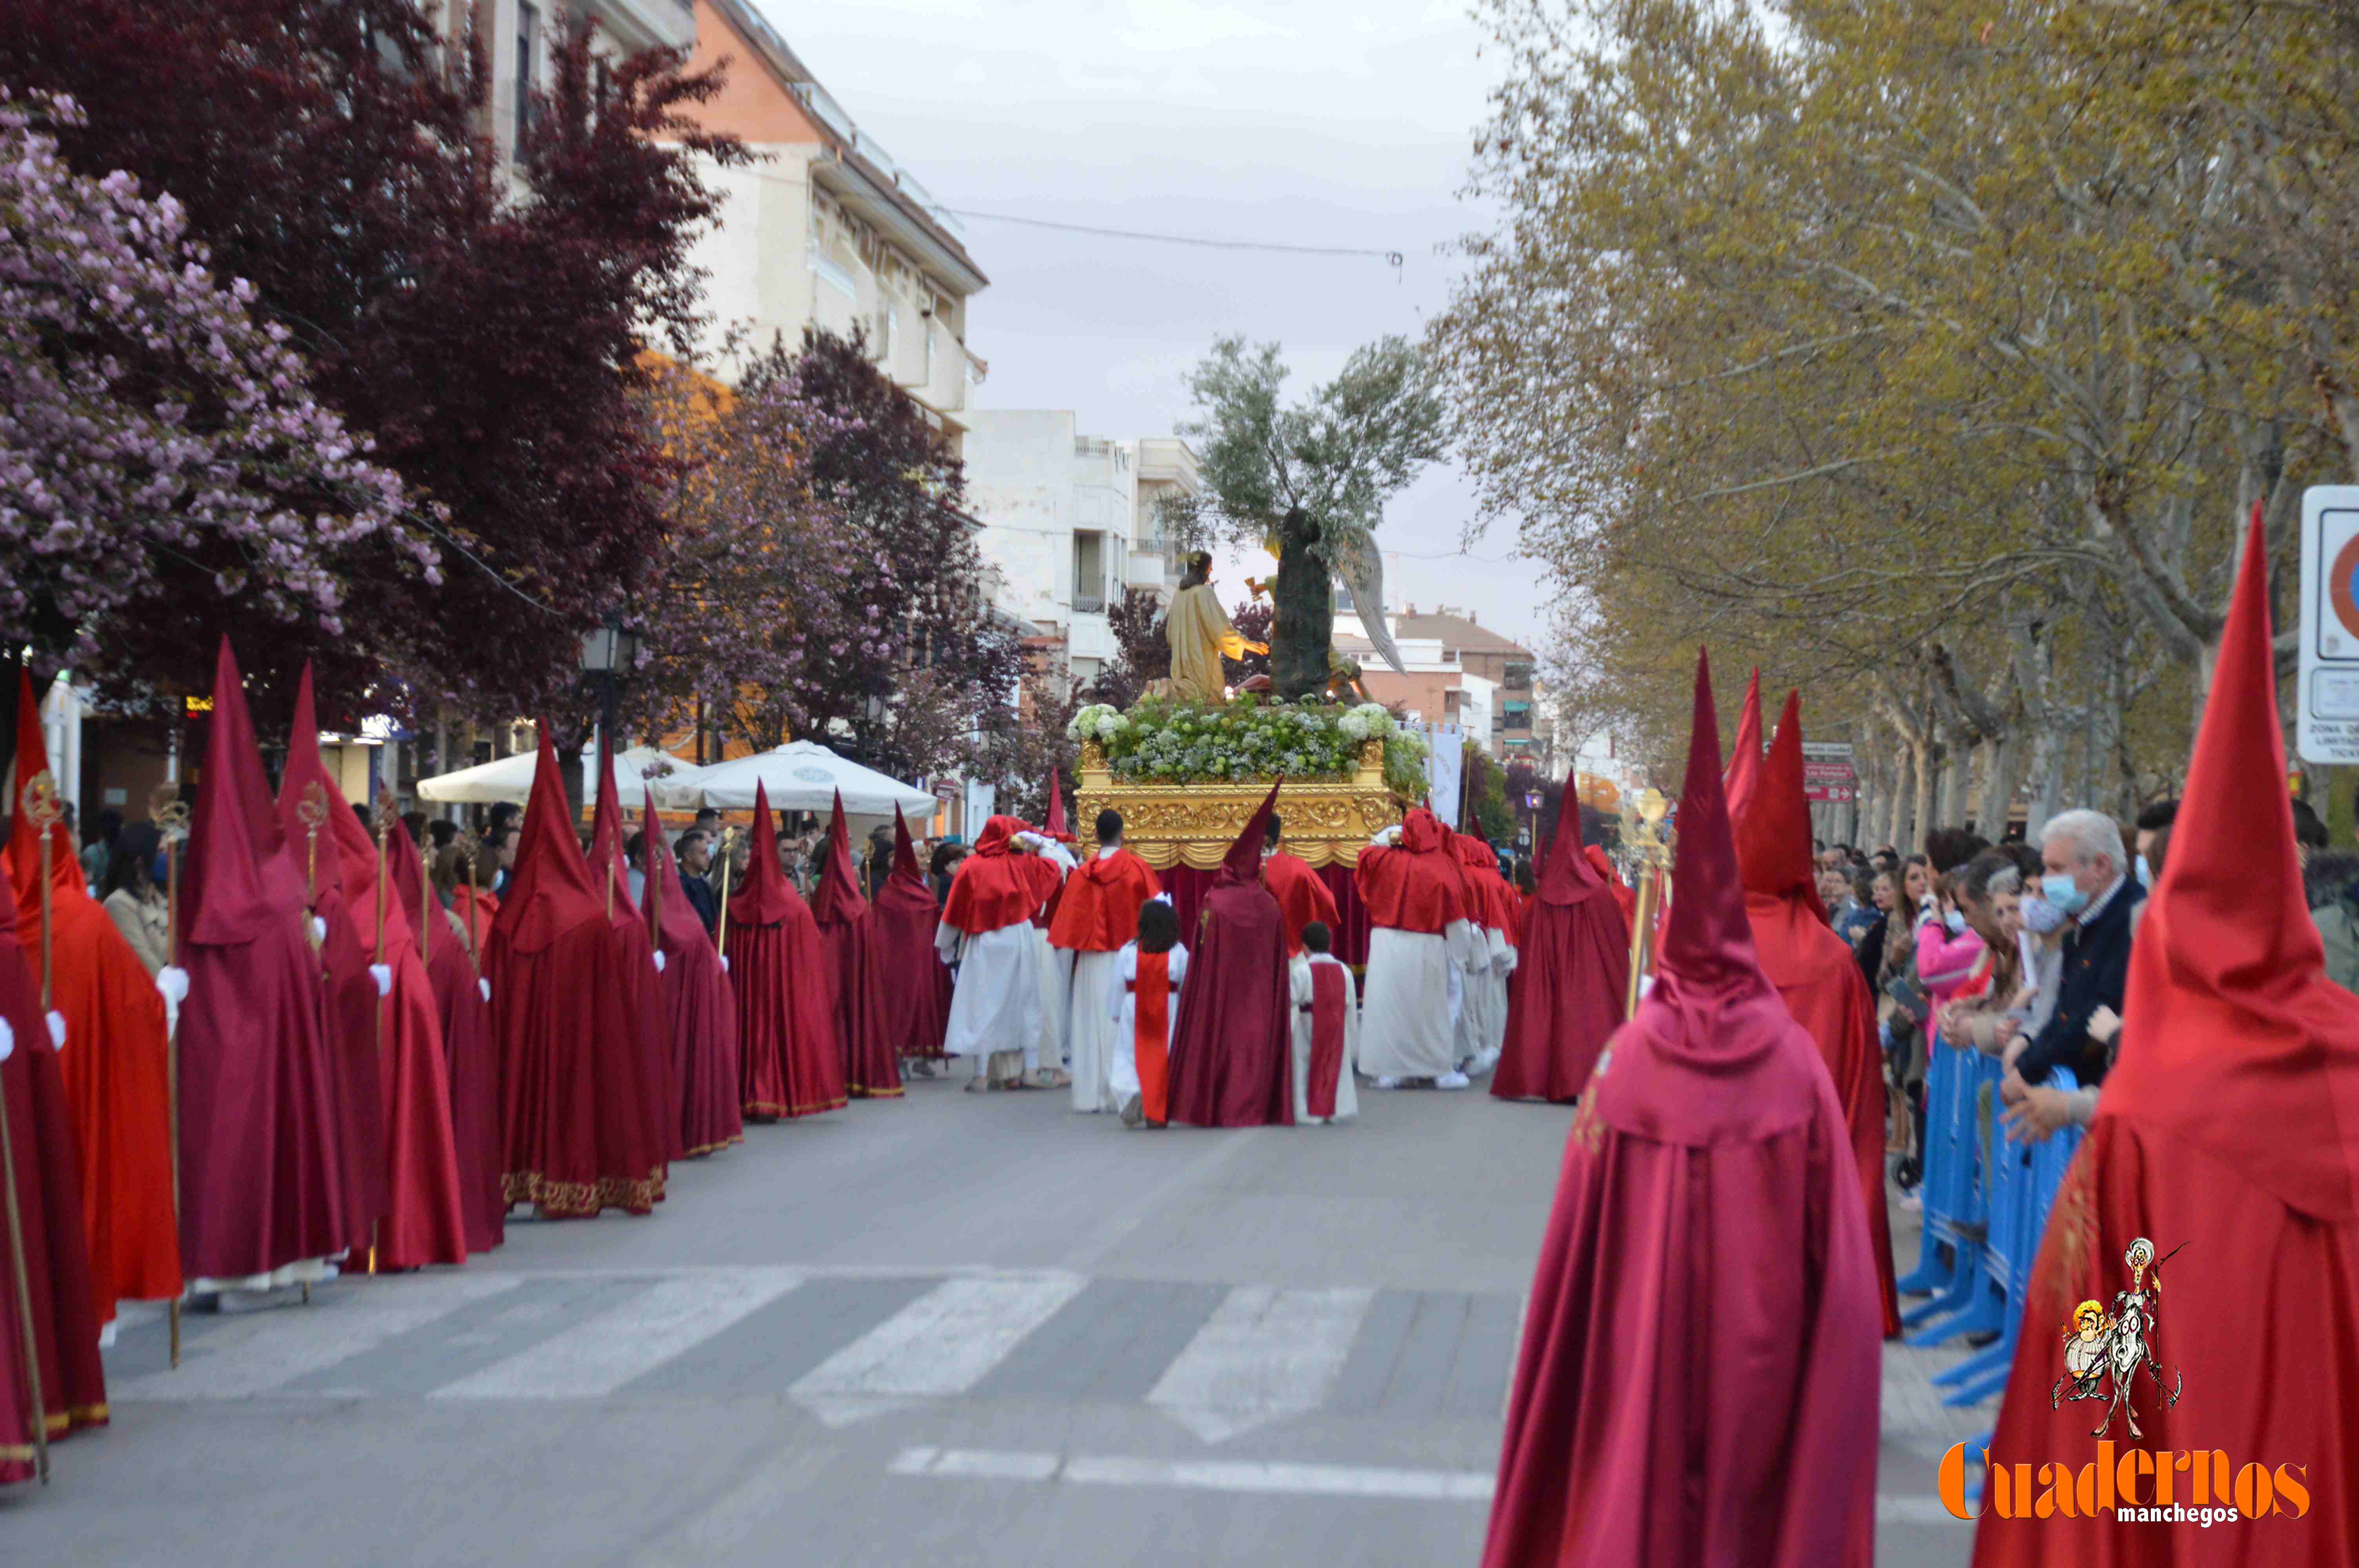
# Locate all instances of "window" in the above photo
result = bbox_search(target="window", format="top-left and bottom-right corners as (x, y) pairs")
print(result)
(1503, 660), (1534, 690)
(514, 3), (539, 151)
(1073, 531), (1107, 613)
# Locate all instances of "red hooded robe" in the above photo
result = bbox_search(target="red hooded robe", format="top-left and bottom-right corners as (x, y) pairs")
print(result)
(1165, 783), (1293, 1127)
(385, 828), (503, 1254)
(587, 752), (677, 1160)
(730, 783), (844, 1120)
(1492, 809), (1632, 1104)
(6, 671), (178, 1321)
(1724, 666), (1764, 820)
(811, 791), (894, 1098)
(1736, 690), (1898, 1337)
(1972, 514), (2359, 1566)
(0, 852), (109, 1478)
(485, 729), (667, 1216)
(278, 667), (468, 1269)
(1262, 846), (1339, 956)
(846, 808), (952, 1069)
(640, 790), (743, 1155)
(179, 639), (351, 1281)
(1585, 844), (1639, 931)
(1481, 651), (1879, 1568)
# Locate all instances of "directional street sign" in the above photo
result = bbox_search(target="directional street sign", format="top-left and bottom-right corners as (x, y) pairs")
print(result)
(1799, 741), (1857, 804)
(2299, 486), (2359, 764)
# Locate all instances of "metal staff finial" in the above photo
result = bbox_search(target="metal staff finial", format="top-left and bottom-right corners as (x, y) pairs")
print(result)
(1617, 787), (1675, 1020)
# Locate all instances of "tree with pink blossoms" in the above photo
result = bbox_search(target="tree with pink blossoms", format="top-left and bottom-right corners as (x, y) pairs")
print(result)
(0, 91), (429, 693)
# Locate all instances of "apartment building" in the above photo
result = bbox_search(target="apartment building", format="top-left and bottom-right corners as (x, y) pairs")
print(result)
(963, 413), (1203, 684)
(673, 0), (988, 445)
(1390, 606), (1538, 759)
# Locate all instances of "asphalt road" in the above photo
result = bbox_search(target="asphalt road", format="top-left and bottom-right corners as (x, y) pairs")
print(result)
(2, 1071), (1976, 1566)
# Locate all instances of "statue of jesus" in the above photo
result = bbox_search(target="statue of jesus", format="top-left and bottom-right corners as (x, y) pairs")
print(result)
(1165, 552), (1268, 702)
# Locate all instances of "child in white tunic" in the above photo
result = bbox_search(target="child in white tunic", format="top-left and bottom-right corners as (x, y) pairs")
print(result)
(1289, 921), (1360, 1125)
(1108, 898), (1189, 1129)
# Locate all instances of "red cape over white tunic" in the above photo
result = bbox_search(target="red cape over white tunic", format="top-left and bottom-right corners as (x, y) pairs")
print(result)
(1049, 844), (1160, 1112)
(1356, 809), (1483, 1081)
(936, 818), (1071, 1071)
(1289, 951), (1359, 1124)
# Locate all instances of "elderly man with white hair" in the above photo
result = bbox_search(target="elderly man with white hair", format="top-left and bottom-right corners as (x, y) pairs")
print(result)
(2009, 808), (2144, 1090)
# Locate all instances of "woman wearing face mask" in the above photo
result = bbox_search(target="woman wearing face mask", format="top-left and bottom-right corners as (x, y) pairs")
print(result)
(1935, 854), (2029, 1057)
(1914, 869), (1987, 1012)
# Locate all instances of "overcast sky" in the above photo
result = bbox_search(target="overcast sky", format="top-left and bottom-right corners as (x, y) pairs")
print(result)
(747, 0), (1545, 649)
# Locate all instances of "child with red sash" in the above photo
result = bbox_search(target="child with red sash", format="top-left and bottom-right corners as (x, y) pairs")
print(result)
(1289, 921), (1359, 1125)
(1108, 899), (1187, 1129)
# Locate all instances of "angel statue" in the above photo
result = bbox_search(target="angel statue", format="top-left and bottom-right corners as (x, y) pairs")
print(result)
(1158, 334), (1450, 702)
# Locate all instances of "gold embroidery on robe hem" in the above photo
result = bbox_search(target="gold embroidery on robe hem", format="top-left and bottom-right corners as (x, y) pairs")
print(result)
(502, 1168), (667, 1216)
(680, 1134), (745, 1159)
(742, 1095), (849, 1120)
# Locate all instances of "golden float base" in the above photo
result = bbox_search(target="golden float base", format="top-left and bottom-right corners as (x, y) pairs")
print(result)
(1074, 740), (1405, 870)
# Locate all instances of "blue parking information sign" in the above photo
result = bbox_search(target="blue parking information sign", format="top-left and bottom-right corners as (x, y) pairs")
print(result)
(2299, 486), (2359, 763)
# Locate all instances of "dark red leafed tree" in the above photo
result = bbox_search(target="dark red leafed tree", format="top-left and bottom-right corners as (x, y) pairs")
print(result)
(0, 1), (745, 735)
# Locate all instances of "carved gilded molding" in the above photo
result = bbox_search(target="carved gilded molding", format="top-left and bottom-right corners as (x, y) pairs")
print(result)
(1073, 740), (1404, 869)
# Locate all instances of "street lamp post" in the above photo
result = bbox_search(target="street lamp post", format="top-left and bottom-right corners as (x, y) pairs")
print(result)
(580, 612), (642, 784)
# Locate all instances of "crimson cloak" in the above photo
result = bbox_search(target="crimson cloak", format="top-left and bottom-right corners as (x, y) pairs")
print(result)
(178, 639), (352, 1285)
(1492, 809), (1631, 1104)
(1262, 848), (1338, 956)
(1736, 690), (1898, 1337)
(811, 791), (895, 1098)
(640, 790), (742, 1156)
(485, 729), (667, 1217)
(588, 753), (677, 1161)
(385, 829), (503, 1254)
(1165, 783), (1293, 1127)
(845, 808), (951, 1069)
(730, 783), (843, 1121)
(1482, 652), (1879, 1568)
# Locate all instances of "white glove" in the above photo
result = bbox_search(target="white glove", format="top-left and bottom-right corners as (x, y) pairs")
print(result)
(311, 916), (328, 944)
(652, 949), (667, 974)
(156, 966), (191, 1006)
(720, 954), (731, 974)
(369, 963), (393, 997)
(1371, 824), (1403, 847)
(478, 978), (491, 1003)
(0, 1017), (12, 1063)
(1013, 831), (1049, 853)
(46, 1011), (65, 1050)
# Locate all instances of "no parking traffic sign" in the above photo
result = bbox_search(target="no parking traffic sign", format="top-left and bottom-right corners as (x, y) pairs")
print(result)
(2299, 486), (2359, 762)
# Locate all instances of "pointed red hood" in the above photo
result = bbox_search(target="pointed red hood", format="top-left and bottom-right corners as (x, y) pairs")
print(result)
(490, 725), (603, 955)
(184, 639), (294, 947)
(277, 662), (413, 956)
(1723, 667), (1763, 818)
(641, 786), (707, 955)
(1538, 804), (1606, 907)
(2102, 508), (2359, 1220)
(587, 730), (639, 920)
(811, 789), (868, 927)
(5, 669), (87, 924)
(1221, 781), (1283, 888)
(1045, 771), (1069, 839)
(729, 782), (806, 927)
(1649, 650), (1777, 1024)
(1734, 690), (1828, 926)
(892, 806), (923, 883)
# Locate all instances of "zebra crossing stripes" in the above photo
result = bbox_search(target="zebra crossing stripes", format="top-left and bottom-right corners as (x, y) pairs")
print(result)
(431, 1270), (805, 1400)
(103, 1268), (1521, 1439)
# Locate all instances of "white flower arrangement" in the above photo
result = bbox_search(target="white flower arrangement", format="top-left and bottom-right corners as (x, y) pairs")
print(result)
(1067, 703), (1118, 742)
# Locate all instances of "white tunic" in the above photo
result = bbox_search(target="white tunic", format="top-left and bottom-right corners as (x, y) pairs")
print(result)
(1289, 953), (1361, 1124)
(1358, 920), (1484, 1079)
(1065, 949), (1124, 1111)
(934, 835), (1076, 1061)
(1106, 941), (1190, 1102)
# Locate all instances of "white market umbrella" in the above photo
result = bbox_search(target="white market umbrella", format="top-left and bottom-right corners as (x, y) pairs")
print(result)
(416, 744), (705, 808)
(654, 739), (936, 818)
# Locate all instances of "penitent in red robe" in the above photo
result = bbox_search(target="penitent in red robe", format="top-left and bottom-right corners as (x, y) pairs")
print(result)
(178, 639), (351, 1288)
(5, 671), (178, 1322)
(1735, 690), (1898, 1338)
(1483, 651), (1879, 1568)
(487, 728), (667, 1217)
(385, 829), (503, 1256)
(846, 808), (951, 1070)
(640, 790), (742, 1157)
(1585, 845), (1638, 931)
(1974, 515), (2359, 1566)
(1493, 811), (1630, 1104)
(812, 791), (894, 1099)
(1262, 848), (1339, 956)
(731, 783), (844, 1121)
(0, 853), (109, 1481)
(588, 754), (678, 1161)
(279, 666), (468, 1269)
(1166, 783), (1293, 1128)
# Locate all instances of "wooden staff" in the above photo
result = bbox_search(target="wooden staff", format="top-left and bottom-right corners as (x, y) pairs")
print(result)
(0, 1011), (47, 1482)
(714, 826), (738, 963)
(458, 842), (480, 962)
(158, 800), (191, 1368)
(20, 772), (60, 1010)
(1618, 788), (1673, 1022)
(645, 820), (662, 946)
(417, 834), (431, 967)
